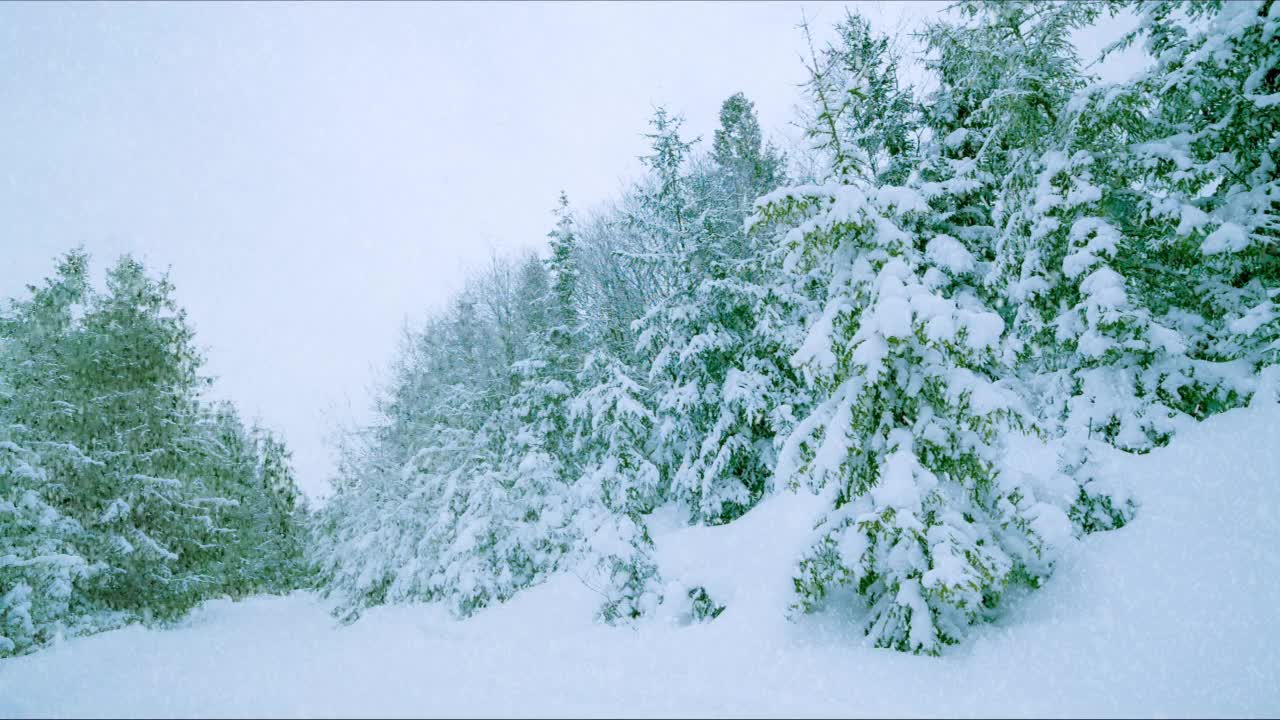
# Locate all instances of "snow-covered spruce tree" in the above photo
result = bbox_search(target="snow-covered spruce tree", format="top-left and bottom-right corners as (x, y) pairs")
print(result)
(754, 13), (1075, 655)
(1102, 0), (1280, 408)
(567, 349), (663, 622)
(252, 426), (311, 591)
(623, 108), (701, 302)
(954, 1), (1169, 456)
(0, 432), (98, 657)
(58, 255), (233, 619)
(547, 192), (583, 354)
(0, 251), (307, 656)
(710, 93), (787, 215)
(441, 233), (619, 616)
(909, 1), (1146, 534)
(0, 327), (109, 656)
(0, 253), (211, 623)
(797, 11), (918, 189)
(0, 252), (104, 657)
(193, 404), (310, 597)
(983, 0), (1277, 500)
(485, 252), (582, 604)
(629, 97), (795, 524)
(757, 181), (1072, 655)
(509, 194), (664, 622)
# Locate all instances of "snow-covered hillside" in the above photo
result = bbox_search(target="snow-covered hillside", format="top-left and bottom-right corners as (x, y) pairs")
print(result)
(4, 399), (1276, 718)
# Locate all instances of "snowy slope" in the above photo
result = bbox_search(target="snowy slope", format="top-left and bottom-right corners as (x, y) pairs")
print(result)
(3, 400), (1278, 718)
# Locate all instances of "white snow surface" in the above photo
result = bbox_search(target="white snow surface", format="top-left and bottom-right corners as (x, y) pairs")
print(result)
(4, 402), (1280, 718)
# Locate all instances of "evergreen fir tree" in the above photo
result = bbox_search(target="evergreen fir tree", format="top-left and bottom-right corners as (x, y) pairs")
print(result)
(0, 251), (307, 656)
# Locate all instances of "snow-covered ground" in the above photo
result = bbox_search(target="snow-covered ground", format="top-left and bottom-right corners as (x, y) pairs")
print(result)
(3, 401), (1279, 718)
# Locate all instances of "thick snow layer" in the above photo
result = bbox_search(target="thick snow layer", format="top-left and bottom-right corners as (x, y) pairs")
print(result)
(4, 403), (1280, 718)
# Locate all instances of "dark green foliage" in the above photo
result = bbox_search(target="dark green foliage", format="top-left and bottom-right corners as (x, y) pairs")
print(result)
(0, 250), (308, 657)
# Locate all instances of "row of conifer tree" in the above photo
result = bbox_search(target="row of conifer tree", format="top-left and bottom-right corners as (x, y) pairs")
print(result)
(1, 253), (308, 656)
(3, 0), (1275, 657)
(314, 0), (1278, 654)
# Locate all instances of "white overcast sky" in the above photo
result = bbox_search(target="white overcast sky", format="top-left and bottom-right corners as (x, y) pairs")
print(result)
(0, 1), (1134, 499)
